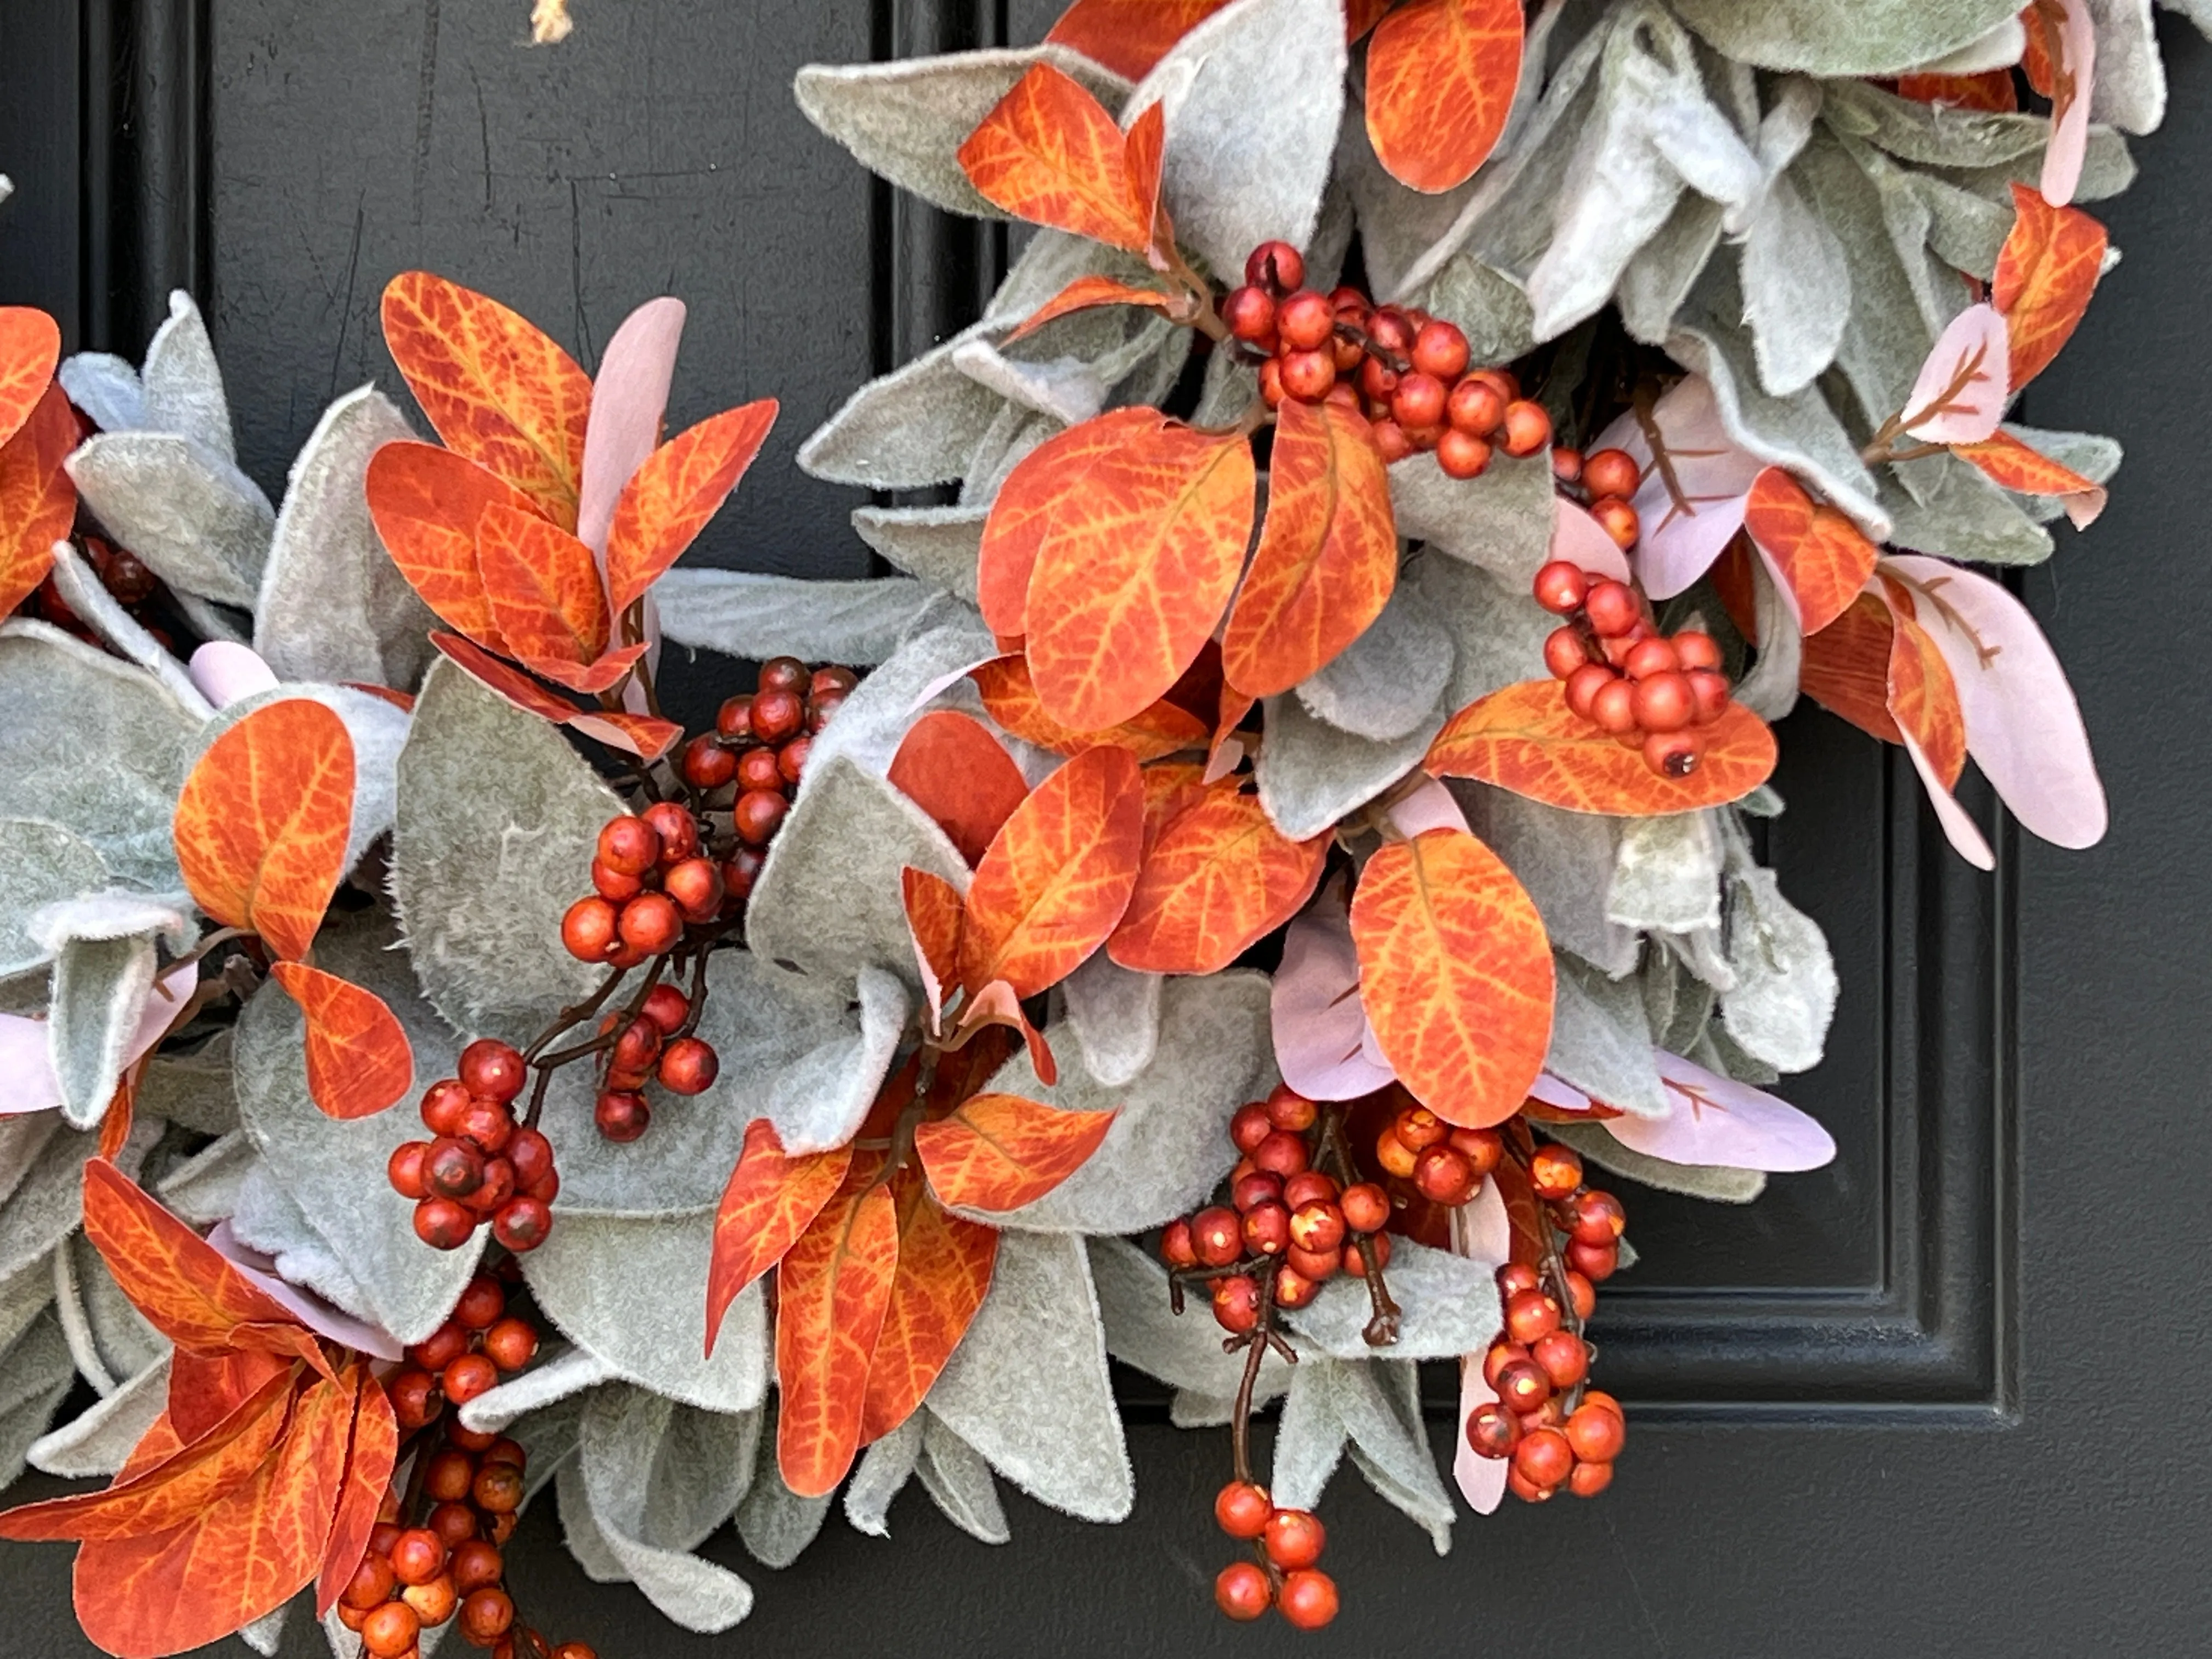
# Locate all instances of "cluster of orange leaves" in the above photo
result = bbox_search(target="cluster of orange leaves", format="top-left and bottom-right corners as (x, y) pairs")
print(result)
(0, 1163), (394, 1659)
(0, 306), (76, 618)
(364, 272), (776, 764)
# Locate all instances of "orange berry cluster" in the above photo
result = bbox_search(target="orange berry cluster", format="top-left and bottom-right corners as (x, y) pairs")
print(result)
(562, 802), (733, 967)
(1549, 443), (1646, 551)
(385, 1274), (543, 1433)
(1212, 1487), (1338, 1630)
(1461, 1142), (1630, 1503)
(587, 979), (716, 1144)
(1533, 558), (1734, 778)
(686, 657), (859, 864)
(1226, 240), (1554, 477)
(1371, 1099), (1503, 1208)
(388, 1041), (557, 1253)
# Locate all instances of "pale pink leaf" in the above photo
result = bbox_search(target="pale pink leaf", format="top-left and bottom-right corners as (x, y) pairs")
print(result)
(205, 1222), (405, 1359)
(577, 297), (686, 557)
(1530, 1071), (1596, 1115)
(1549, 498), (1633, 585)
(909, 653), (1005, 716)
(1593, 376), (1762, 599)
(0, 961), (199, 1116)
(188, 641), (279, 709)
(1386, 777), (1471, 839)
(1602, 1050), (1837, 1172)
(1902, 727), (1996, 870)
(1901, 303), (2011, 445)
(1448, 1188), (1509, 1515)
(2040, 0), (2097, 207)
(1270, 880), (1395, 1102)
(1881, 555), (2106, 851)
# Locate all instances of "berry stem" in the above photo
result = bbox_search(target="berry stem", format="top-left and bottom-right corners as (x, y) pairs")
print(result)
(1227, 1257), (1286, 1488)
(1315, 1105), (1401, 1346)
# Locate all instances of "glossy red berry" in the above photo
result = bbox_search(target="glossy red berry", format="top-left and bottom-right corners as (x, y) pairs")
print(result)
(1465, 1400), (1521, 1458)
(561, 896), (619, 962)
(1446, 376), (1505, 437)
(1211, 1273), (1262, 1334)
(455, 1099), (515, 1157)
(1250, 1128), (1309, 1179)
(388, 1367), (439, 1429)
(1582, 447), (1641, 499)
(1232, 1170), (1283, 1214)
(635, 984), (688, 1037)
(1514, 1425), (1573, 1488)
(1282, 1169), (1337, 1208)
(1590, 494), (1640, 550)
(1529, 1141), (1583, 1197)
(1263, 1082), (1317, 1131)
(715, 695), (755, 742)
(1215, 1560), (1272, 1621)
(388, 1141), (431, 1200)
(735, 745), (783, 795)
(778, 737), (812, 783)
(419, 1078), (472, 1136)
(450, 1539), (504, 1595)
(1410, 319), (1469, 380)
(360, 1601), (420, 1659)
(1342, 1229), (1390, 1276)
(721, 847), (765, 905)
(1413, 1143), (1479, 1205)
(1564, 662), (1617, 721)
(1368, 416), (1413, 463)
(454, 1276), (506, 1330)
(1284, 1243), (1340, 1281)
(1192, 1206), (1243, 1267)
(1223, 285), (1276, 342)
(733, 788), (789, 847)
(681, 735), (737, 790)
(1339, 1183), (1389, 1233)
(1277, 348), (1334, 401)
(1566, 1401), (1627, 1463)
(664, 856), (724, 923)
(1645, 727), (1702, 776)
(1567, 1237), (1619, 1280)
(1373, 1125), (1418, 1178)
(1391, 1107), (1444, 1150)
(1287, 1200), (1346, 1254)
(1244, 240), (1304, 292)
(596, 816), (661, 877)
(1543, 624), (1590, 681)
(1621, 636), (1678, 680)
(424, 1137), (486, 1200)
(1391, 371), (1446, 430)
(1564, 1268), (1598, 1321)
(659, 1036), (719, 1095)
(1588, 676), (1638, 736)
(1551, 445), (1583, 484)
(1500, 398), (1551, 456)
(639, 802), (696, 866)
(1365, 307), (1413, 355)
(483, 1314), (540, 1373)
(1278, 1568), (1339, 1630)
(391, 1527), (448, 1587)
(493, 1197), (552, 1252)
(1229, 1102), (1274, 1153)
(1672, 629), (1723, 672)
(460, 1588), (516, 1643)
(1257, 357), (1285, 407)
(1569, 1189), (1627, 1244)
(1276, 290), (1336, 351)
(1633, 670), (1694, 733)
(1242, 1201), (1290, 1257)
(1504, 1288), (1562, 1344)
(1215, 1480), (1273, 1539)
(1568, 1459), (1615, 1498)
(591, 859), (644, 903)
(1583, 579), (1641, 638)
(1532, 1329), (1591, 1389)
(618, 892), (684, 956)
(595, 1090), (651, 1142)
(1160, 1218), (1198, 1270)
(1496, 1358), (1552, 1414)
(1436, 427), (1492, 479)
(472, 1460), (525, 1514)
(751, 687), (805, 745)
(1263, 1508), (1325, 1571)
(442, 1352), (496, 1405)
(341, 1550), (397, 1611)
(1687, 667), (1731, 723)
(1496, 1261), (1542, 1298)
(413, 1198), (474, 1250)
(1533, 562), (1590, 619)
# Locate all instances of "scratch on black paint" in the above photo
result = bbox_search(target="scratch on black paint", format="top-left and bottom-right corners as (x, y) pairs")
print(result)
(411, 0), (443, 223)
(329, 198), (366, 400)
(570, 178), (595, 364)
(469, 64), (492, 212)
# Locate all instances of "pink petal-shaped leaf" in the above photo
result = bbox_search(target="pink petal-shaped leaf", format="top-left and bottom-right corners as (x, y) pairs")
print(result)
(1385, 777), (1471, 838)
(204, 1222), (405, 1359)
(577, 297), (686, 557)
(0, 962), (199, 1117)
(1593, 377), (1762, 599)
(1549, 497), (1633, 585)
(1901, 304), (2011, 444)
(1880, 554), (2106, 851)
(1603, 1049), (1837, 1172)
(2038, 0), (2097, 207)
(1270, 879), (1396, 1102)
(1902, 726), (1995, 870)
(188, 642), (279, 710)
(1530, 1071), (1596, 1114)
(1448, 1187), (1509, 1514)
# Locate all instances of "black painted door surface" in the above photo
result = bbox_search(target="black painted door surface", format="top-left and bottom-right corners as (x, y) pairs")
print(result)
(3, 3), (2208, 1654)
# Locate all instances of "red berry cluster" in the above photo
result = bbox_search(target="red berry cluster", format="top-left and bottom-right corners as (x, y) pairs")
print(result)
(1549, 443), (1645, 552)
(585, 978), (718, 1143)
(1212, 1489), (1337, 1630)
(1224, 240), (1554, 478)
(563, 802), (733, 967)
(338, 1279), (585, 1659)
(388, 1041), (557, 1254)
(1460, 1141), (1630, 1503)
(679, 656), (858, 871)
(1370, 1100), (1503, 1208)
(1532, 558), (1734, 779)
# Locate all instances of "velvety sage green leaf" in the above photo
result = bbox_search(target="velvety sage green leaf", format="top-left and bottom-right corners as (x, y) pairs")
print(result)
(759, 964), (910, 1156)
(1285, 1238), (1500, 1359)
(1741, 171), (1848, 396)
(1387, 450), (1555, 582)
(1058, 950), (1160, 1088)
(1668, 0), (2024, 75)
(57, 1227), (164, 1390)
(1402, 254), (1536, 366)
(1255, 692), (1438, 843)
(2090, 0), (2166, 133)
(392, 659), (619, 1041)
(917, 1413), (1010, 1544)
(732, 1408), (834, 1569)
(57, 352), (146, 435)
(227, 1162), (381, 1325)
(1720, 865), (1837, 1073)
(1618, 193), (1726, 345)
(849, 504), (985, 603)
(799, 320), (1010, 489)
(457, 1345), (620, 1434)
(0, 1312), (78, 1490)
(1339, 1358), (1454, 1555)
(0, 821), (109, 978)
(49, 933), (155, 1129)
(28, 1353), (167, 1478)
(1549, 1119), (1768, 1201)
(1609, 812), (1724, 934)
(844, 1414), (922, 1537)
(1457, 786), (1638, 978)
(0, 1251), (55, 1368)
(66, 431), (273, 608)
(135, 1030), (238, 1136)
(46, 541), (213, 718)
(1294, 583), (1454, 743)
(1547, 954), (1667, 1117)
(656, 570), (932, 667)
(140, 291), (235, 461)
(152, 1126), (256, 1225)
(1268, 1356), (1347, 1513)
(1882, 454), (2055, 565)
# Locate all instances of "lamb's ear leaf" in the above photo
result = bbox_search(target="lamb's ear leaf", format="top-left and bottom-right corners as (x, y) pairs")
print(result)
(140, 291), (235, 460)
(1293, 580), (1455, 744)
(916, 1413), (1010, 1544)
(849, 504), (986, 603)
(797, 321), (1009, 490)
(1667, 0), (2023, 76)
(1283, 1238), (1503, 1360)
(66, 431), (273, 608)
(653, 570), (932, 667)
(0, 820), (110, 980)
(1546, 953), (1668, 1119)
(1719, 865), (1838, 1073)
(49, 935), (159, 1130)
(731, 1400), (834, 1569)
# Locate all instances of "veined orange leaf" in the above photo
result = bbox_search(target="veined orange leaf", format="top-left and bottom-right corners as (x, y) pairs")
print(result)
(1798, 591), (1906, 743)
(1348, 828), (1553, 1129)
(1221, 396), (1397, 698)
(268, 964), (414, 1121)
(173, 699), (354, 962)
(1991, 184), (2106, 389)
(0, 381), (81, 616)
(1425, 680), (1778, 814)
(0, 307), (61, 452)
(380, 272), (591, 526)
(1741, 466), (1880, 636)
(956, 63), (1155, 252)
(944, 979), (1059, 1089)
(857, 1165), (998, 1443)
(1951, 429), (2107, 528)
(959, 745), (1145, 998)
(900, 866), (967, 1030)
(1124, 98), (1169, 254)
(915, 1092), (1116, 1212)
(428, 633), (683, 761)
(977, 408), (1161, 639)
(888, 710), (1031, 867)
(775, 1156), (900, 1498)
(1108, 787), (1328, 974)
(1042, 0), (1234, 79)
(604, 400), (777, 613)
(165, 1350), (293, 1446)
(1875, 587), (1969, 790)
(1364, 0), (1523, 193)
(475, 501), (611, 670)
(313, 1365), (397, 1617)
(364, 439), (534, 651)
(1137, 759), (1215, 855)
(706, 1120), (854, 1355)
(970, 654), (1208, 761)
(1006, 274), (1180, 343)
(1024, 416), (1255, 732)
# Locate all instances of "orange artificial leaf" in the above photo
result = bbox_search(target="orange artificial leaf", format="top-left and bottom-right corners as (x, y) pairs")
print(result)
(1348, 828), (1554, 1129)
(1876, 585), (1970, 789)
(0, 307), (61, 451)
(858, 1166), (999, 1442)
(1991, 184), (2106, 389)
(166, 1350), (294, 1446)
(775, 1158), (900, 1498)
(604, 400), (777, 613)
(313, 1367), (397, 1618)
(706, 1120), (854, 1355)
(915, 1092), (1117, 1212)
(1952, 429), (2107, 527)
(1023, 417), (1256, 732)
(1137, 759), (1216, 853)
(428, 633), (684, 761)
(1006, 274), (1180, 343)
(268, 963), (415, 1121)
(1799, 591), (1905, 743)
(1894, 70), (2018, 111)
(1220, 396), (1397, 698)
(0, 381), (82, 615)
(1365, 0), (1524, 193)
(364, 440), (535, 650)
(1043, 0), (1234, 79)
(1124, 98), (1170, 254)
(380, 272), (591, 526)
(1741, 466), (1881, 636)
(971, 654), (1208, 761)
(888, 710), (1032, 867)
(71, 1363), (364, 1659)
(960, 745), (1146, 998)
(945, 979), (1059, 1088)
(977, 408), (1160, 638)
(80, 1161), (326, 1372)
(900, 866), (967, 1029)
(956, 64), (1154, 252)
(475, 501), (611, 670)
(1425, 680), (1778, 814)
(567, 708), (685, 761)
(1108, 787), (1328, 974)
(172, 699), (354, 963)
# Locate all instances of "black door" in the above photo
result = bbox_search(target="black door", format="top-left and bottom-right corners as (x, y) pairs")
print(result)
(4, 3), (2207, 1654)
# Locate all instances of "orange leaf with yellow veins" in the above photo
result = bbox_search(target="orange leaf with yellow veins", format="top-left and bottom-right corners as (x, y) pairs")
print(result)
(959, 745), (1146, 998)
(0, 307), (60, 452)
(0, 382), (81, 616)
(1107, 787), (1329, 974)
(915, 1092), (1118, 1213)
(364, 441), (534, 651)
(81, 1161), (329, 1373)
(1992, 184), (2106, 390)
(1875, 586), (1969, 790)
(707, 1120), (854, 1356)
(1023, 418), (1255, 732)
(775, 1155), (900, 1498)
(858, 1166), (998, 1442)
(1137, 759), (1215, 851)
(313, 1366), (397, 1617)
(956, 63), (1153, 252)
(268, 964), (415, 1121)
(428, 633), (684, 761)
(173, 699), (354, 963)
(71, 1363), (364, 1659)
(1348, 828), (1553, 1129)
(1425, 680), (1778, 815)
(1952, 430), (2107, 528)
(1006, 274), (1180, 343)
(604, 400), (777, 613)
(977, 409), (1161, 638)
(476, 502), (611, 669)
(901, 866), (968, 1029)
(888, 710), (1031, 867)
(1894, 69), (2017, 111)
(166, 1350), (294, 1445)
(380, 271), (591, 526)
(1043, 0), (1234, 79)
(1741, 467), (1880, 636)
(1220, 397), (1397, 698)
(1123, 98), (1170, 255)
(1364, 0), (1523, 193)
(972, 654), (1208, 761)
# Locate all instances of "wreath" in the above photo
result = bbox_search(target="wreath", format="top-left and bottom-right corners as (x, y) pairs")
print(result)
(0, 0), (2156, 1647)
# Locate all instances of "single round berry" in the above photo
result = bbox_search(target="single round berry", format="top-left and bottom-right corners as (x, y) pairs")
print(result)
(1242, 1201), (1290, 1257)
(734, 788), (790, 847)
(561, 896), (619, 962)
(1583, 579), (1641, 638)
(1365, 308), (1414, 356)
(1192, 1206), (1244, 1267)
(1250, 1128), (1309, 1180)
(422, 1446), (475, 1503)
(391, 1527), (448, 1587)
(493, 1197), (552, 1252)
(388, 1141), (431, 1200)
(1278, 1568), (1339, 1630)
(1369, 417), (1413, 464)
(455, 1099), (515, 1157)
(1229, 1101), (1274, 1153)
(1392, 1107), (1445, 1150)
(1505, 1288), (1562, 1345)
(483, 1314), (540, 1373)
(1276, 290), (1336, 351)
(751, 687), (805, 745)
(1532, 560), (1590, 616)
(1263, 1082), (1317, 1132)
(424, 1137), (486, 1200)
(1496, 1358), (1552, 1414)
(388, 1367), (439, 1430)
(1621, 636), (1678, 680)
(1232, 1170), (1283, 1214)
(1532, 1329), (1591, 1389)
(1215, 1480), (1273, 1540)
(639, 802), (697, 866)
(1211, 1273), (1262, 1334)
(1465, 1400), (1521, 1459)
(1569, 1188), (1627, 1245)
(1528, 1142), (1583, 1198)
(1339, 1182), (1389, 1233)
(413, 1198), (475, 1250)
(1564, 1268), (1598, 1321)
(716, 695), (755, 742)
(723, 848), (765, 905)
(443, 1352), (498, 1404)
(1413, 1143), (1479, 1205)
(596, 816), (661, 877)
(635, 983), (689, 1038)
(460, 1588), (516, 1644)
(425, 1501), (477, 1549)
(1582, 447), (1641, 499)
(1277, 348), (1334, 401)
(1686, 669), (1731, 727)
(778, 737), (812, 783)
(617, 891), (684, 956)
(592, 860), (645, 904)
(1552, 445), (1584, 484)
(402, 1575), (458, 1627)
(1215, 1560), (1272, 1621)
(757, 654), (807, 693)
(1672, 630), (1723, 673)
(1160, 1218), (1198, 1270)
(606, 1014), (663, 1076)
(1569, 1458), (1615, 1498)
(1285, 1243), (1340, 1281)
(659, 1036), (719, 1096)
(1496, 1261), (1542, 1299)
(1567, 1237), (1619, 1281)
(1282, 1168), (1337, 1208)
(1436, 427), (1492, 479)
(595, 1090), (651, 1143)
(1222, 285), (1276, 342)
(681, 734), (737, 791)
(1589, 676), (1639, 736)
(1483, 1338), (1528, 1389)
(1342, 1229), (1391, 1276)
(1287, 1200), (1346, 1255)
(505, 1130), (554, 1195)
(1411, 319), (1469, 380)
(1373, 1125), (1418, 1178)
(735, 745), (784, 794)
(1543, 625), (1590, 681)
(360, 1601), (421, 1659)
(1391, 371), (1446, 431)
(1447, 376), (1505, 437)
(472, 1460), (525, 1514)
(1257, 358), (1285, 407)
(1566, 1401), (1627, 1463)
(450, 1540), (504, 1595)
(341, 1551), (397, 1611)
(420, 1078), (473, 1137)
(1564, 662), (1616, 722)
(1263, 1508), (1325, 1571)
(1273, 1263), (1321, 1313)
(1590, 495), (1640, 550)
(454, 1276), (506, 1330)
(1500, 398), (1551, 456)
(1447, 1126), (1504, 1177)
(1514, 1425), (1574, 1489)
(1358, 355), (1400, 404)
(664, 856), (725, 923)
(1633, 669), (1694, 733)
(1244, 240), (1304, 292)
